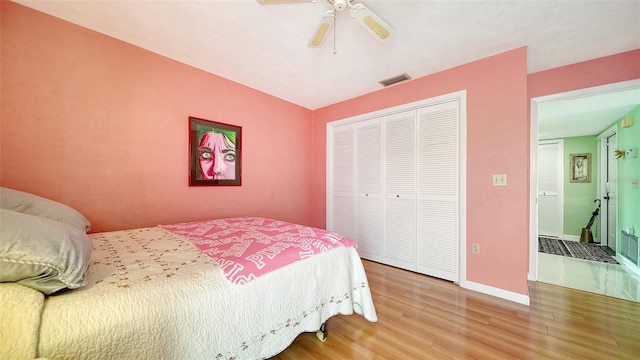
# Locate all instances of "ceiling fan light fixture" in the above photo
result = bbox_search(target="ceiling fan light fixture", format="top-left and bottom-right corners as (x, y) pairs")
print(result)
(331, 0), (348, 11)
(350, 4), (393, 40)
(258, 0), (393, 50)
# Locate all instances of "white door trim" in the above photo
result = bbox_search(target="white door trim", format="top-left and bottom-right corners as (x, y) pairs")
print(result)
(529, 79), (640, 281)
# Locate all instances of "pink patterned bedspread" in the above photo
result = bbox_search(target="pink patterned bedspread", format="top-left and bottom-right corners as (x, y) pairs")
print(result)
(160, 217), (355, 284)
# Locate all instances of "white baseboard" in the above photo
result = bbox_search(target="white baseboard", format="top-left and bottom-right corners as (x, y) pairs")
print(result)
(460, 280), (530, 306)
(617, 256), (640, 277)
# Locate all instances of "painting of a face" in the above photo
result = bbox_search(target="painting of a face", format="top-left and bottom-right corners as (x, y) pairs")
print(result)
(189, 117), (241, 186)
(198, 131), (236, 180)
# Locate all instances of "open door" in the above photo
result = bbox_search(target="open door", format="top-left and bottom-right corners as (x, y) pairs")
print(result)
(603, 132), (618, 250)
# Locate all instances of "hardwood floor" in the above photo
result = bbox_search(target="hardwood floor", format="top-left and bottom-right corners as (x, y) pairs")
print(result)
(271, 260), (640, 359)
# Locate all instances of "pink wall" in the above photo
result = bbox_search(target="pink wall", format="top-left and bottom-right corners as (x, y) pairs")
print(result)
(0, 2), (312, 232)
(311, 48), (531, 295)
(309, 48), (640, 296)
(528, 49), (640, 98)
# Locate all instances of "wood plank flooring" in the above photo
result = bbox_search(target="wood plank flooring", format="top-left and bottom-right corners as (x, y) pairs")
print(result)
(271, 260), (640, 359)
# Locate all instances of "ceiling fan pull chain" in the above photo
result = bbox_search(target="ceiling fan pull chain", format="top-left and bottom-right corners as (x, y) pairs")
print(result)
(333, 11), (337, 55)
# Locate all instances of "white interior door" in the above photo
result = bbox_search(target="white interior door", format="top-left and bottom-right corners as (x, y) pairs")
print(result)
(605, 133), (618, 250)
(416, 101), (459, 282)
(329, 126), (355, 240)
(355, 121), (383, 261)
(537, 141), (563, 238)
(383, 110), (416, 271)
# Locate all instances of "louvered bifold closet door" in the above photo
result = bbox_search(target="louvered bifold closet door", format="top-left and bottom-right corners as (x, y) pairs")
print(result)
(537, 142), (560, 238)
(356, 120), (383, 261)
(383, 110), (417, 271)
(416, 101), (459, 282)
(329, 126), (356, 240)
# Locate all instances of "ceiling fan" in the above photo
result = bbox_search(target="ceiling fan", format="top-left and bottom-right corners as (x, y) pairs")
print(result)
(256, 0), (393, 50)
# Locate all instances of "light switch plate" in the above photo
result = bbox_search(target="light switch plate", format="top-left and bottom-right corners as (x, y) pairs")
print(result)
(492, 174), (507, 186)
(471, 243), (480, 254)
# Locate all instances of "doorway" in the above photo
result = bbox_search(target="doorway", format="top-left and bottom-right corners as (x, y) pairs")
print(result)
(529, 79), (640, 296)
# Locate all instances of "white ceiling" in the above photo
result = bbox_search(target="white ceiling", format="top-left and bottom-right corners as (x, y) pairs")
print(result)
(12, 0), (640, 138)
(537, 84), (640, 140)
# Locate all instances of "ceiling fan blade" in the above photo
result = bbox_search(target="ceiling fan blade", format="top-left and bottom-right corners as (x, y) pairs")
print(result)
(350, 4), (393, 41)
(256, 0), (316, 5)
(307, 10), (335, 48)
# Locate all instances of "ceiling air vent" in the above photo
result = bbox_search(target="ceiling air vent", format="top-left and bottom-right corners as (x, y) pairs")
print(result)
(379, 73), (411, 87)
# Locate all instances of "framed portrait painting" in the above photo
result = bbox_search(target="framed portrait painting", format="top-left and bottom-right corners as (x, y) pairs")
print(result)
(189, 117), (242, 186)
(569, 153), (590, 183)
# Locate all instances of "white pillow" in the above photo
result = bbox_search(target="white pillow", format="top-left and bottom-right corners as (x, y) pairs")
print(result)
(0, 187), (91, 232)
(0, 209), (93, 294)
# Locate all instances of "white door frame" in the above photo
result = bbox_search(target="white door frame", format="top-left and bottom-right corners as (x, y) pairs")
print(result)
(529, 79), (640, 281)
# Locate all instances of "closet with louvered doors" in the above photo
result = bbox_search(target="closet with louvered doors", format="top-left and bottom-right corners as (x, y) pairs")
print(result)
(355, 118), (384, 262)
(327, 95), (462, 282)
(328, 125), (356, 242)
(415, 101), (460, 282)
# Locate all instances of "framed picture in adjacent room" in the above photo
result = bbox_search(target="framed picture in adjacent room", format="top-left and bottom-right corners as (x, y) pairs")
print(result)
(569, 153), (590, 183)
(189, 117), (241, 186)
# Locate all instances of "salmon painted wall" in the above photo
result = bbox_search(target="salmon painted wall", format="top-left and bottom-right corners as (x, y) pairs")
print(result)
(311, 48), (530, 295)
(0, 2), (312, 232)
(528, 49), (640, 99)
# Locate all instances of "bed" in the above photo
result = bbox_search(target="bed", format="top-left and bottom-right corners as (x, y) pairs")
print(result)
(0, 188), (377, 360)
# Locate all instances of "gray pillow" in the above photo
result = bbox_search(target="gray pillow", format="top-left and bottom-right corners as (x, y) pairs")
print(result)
(0, 187), (91, 232)
(0, 209), (93, 294)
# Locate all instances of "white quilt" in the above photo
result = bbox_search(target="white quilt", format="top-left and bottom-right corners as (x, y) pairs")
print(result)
(30, 226), (376, 359)
(0, 283), (44, 360)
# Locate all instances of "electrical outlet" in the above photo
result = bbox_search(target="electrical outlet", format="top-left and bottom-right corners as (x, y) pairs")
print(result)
(492, 174), (507, 186)
(471, 243), (480, 254)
